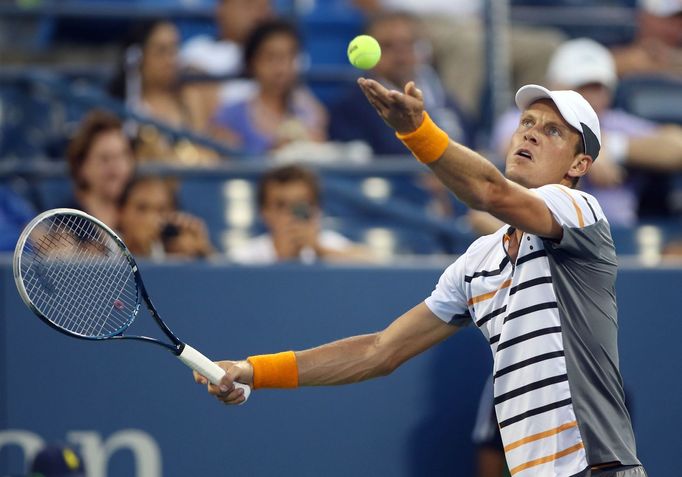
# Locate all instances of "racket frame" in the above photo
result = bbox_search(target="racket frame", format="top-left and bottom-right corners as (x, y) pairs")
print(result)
(13, 208), (184, 355)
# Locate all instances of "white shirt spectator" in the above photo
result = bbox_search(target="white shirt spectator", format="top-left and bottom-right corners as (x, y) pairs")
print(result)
(229, 230), (353, 264)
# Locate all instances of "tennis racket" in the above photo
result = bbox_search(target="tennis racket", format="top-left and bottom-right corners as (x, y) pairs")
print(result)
(13, 208), (250, 401)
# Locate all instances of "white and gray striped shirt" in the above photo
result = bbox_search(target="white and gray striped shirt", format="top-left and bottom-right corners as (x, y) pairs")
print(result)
(426, 184), (640, 477)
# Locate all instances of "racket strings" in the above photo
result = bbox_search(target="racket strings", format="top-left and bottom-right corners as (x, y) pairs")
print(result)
(20, 213), (138, 338)
(28, 215), (134, 336)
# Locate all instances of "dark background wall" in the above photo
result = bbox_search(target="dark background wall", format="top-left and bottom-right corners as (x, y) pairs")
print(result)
(1, 261), (679, 476)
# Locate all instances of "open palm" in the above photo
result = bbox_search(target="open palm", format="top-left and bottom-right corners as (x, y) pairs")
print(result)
(357, 78), (426, 134)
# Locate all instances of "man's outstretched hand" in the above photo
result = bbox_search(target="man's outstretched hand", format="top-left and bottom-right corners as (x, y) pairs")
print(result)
(358, 78), (425, 134)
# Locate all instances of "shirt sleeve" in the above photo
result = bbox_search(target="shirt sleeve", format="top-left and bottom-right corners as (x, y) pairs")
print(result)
(533, 184), (605, 228)
(533, 185), (614, 260)
(424, 255), (472, 327)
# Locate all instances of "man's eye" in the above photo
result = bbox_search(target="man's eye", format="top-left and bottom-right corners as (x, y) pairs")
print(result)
(549, 127), (561, 136)
(521, 119), (532, 128)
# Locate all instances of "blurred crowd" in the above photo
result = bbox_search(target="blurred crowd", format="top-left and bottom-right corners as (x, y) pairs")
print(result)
(1, 0), (682, 264)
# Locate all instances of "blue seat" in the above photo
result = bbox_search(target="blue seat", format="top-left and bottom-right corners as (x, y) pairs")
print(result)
(614, 75), (682, 125)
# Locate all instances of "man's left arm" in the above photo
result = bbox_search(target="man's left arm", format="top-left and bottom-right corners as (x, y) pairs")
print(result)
(358, 78), (563, 239)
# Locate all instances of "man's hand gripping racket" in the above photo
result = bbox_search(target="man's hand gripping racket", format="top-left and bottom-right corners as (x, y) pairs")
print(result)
(13, 208), (250, 403)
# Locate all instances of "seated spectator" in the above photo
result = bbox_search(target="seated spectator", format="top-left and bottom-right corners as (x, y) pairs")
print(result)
(611, 0), (682, 78)
(229, 165), (372, 264)
(109, 21), (214, 163)
(491, 38), (682, 226)
(0, 185), (35, 252)
(29, 443), (85, 477)
(211, 21), (328, 155)
(329, 11), (471, 155)
(353, 0), (565, 118)
(180, 0), (274, 131)
(66, 110), (135, 229)
(117, 176), (215, 259)
(181, 0), (273, 77)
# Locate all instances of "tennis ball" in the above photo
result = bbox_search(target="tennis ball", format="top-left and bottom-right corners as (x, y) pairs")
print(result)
(347, 35), (381, 70)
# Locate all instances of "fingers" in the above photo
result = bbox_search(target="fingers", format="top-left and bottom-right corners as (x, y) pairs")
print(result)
(196, 361), (252, 405)
(405, 81), (423, 101)
(193, 370), (208, 385)
(358, 78), (391, 115)
(208, 372), (248, 405)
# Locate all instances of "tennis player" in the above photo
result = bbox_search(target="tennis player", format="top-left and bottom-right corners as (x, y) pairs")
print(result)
(195, 80), (646, 477)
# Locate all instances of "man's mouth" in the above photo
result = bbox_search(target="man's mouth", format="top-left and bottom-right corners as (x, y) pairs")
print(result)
(515, 148), (533, 161)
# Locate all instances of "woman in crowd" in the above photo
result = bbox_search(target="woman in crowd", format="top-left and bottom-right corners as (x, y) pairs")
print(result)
(109, 20), (213, 163)
(66, 110), (135, 228)
(211, 20), (328, 155)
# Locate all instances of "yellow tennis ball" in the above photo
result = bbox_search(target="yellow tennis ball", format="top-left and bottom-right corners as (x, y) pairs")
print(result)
(347, 35), (381, 70)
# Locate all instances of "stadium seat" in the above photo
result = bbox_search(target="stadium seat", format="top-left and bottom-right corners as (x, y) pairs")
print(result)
(614, 75), (682, 125)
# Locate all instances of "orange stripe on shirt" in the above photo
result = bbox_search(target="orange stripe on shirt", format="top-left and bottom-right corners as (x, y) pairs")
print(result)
(510, 442), (584, 476)
(468, 279), (512, 305)
(504, 420), (578, 452)
(555, 186), (585, 227)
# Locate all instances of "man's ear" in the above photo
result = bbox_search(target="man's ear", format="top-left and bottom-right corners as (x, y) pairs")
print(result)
(567, 154), (593, 180)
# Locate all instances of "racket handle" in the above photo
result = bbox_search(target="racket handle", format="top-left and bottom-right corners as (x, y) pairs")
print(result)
(178, 343), (251, 402)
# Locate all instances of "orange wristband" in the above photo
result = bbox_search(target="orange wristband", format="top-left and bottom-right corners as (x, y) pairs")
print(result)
(396, 111), (450, 164)
(247, 351), (299, 389)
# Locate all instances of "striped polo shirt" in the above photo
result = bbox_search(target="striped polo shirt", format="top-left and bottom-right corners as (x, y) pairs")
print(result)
(425, 184), (640, 477)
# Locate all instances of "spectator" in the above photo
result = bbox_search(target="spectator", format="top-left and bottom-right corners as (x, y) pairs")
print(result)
(611, 0), (682, 78)
(117, 176), (215, 259)
(353, 0), (565, 117)
(329, 11), (471, 155)
(109, 21), (214, 163)
(491, 38), (682, 225)
(66, 110), (135, 229)
(211, 21), (328, 155)
(229, 165), (372, 264)
(180, 0), (274, 131)
(29, 443), (85, 477)
(180, 0), (273, 77)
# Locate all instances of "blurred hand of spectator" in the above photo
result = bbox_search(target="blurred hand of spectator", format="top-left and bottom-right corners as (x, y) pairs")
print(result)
(162, 211), (215, 258)
(589, 143), (627, 188)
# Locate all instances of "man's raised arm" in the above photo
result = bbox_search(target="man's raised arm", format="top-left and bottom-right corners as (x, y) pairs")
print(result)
(357, 78), (563, 239)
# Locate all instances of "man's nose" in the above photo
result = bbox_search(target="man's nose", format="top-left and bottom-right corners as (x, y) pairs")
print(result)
(523, 129), (539, 144)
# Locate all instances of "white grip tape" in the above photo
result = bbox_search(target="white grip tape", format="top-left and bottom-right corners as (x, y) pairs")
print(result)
(178, 343), (251, 402)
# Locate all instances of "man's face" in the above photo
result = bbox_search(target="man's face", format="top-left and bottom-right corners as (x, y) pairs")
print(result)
(261, 180), (318, 232)
(505, 100), (588, 188)
(369, 17), (418, 87)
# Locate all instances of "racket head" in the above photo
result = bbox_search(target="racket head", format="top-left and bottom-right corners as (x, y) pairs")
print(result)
(13, 208), (142, 340)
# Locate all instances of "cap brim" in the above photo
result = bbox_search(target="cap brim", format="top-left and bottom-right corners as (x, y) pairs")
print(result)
(515, 84), (582, 134)
(515, 84), (553, 112)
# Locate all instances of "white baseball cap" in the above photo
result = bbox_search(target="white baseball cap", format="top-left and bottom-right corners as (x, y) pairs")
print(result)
(546, 38), (617, 91)
(641, 0), (682, 17)
(515, 84), (602, 160)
